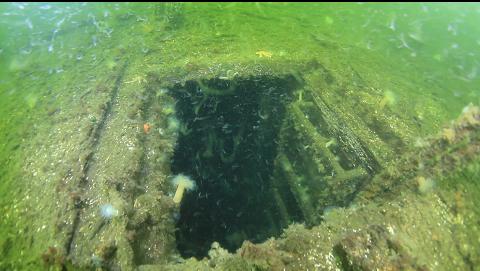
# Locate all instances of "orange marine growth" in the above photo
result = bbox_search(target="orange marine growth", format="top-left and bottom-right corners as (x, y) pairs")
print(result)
(143, 123), (151, 134)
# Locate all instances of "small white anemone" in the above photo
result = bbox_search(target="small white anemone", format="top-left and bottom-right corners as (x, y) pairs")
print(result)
(100, 203), (118, 219)
(416, 176), (435, 194)
(168, 116), (180, 132)
(171, 174), (196, 204)
(379, 90), (396, 109)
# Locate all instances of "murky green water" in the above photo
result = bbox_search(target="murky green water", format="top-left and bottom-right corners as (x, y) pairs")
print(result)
(1, 3), (479, 270)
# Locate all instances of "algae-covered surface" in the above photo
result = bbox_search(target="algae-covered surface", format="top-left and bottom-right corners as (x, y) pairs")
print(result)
(1, 3), (480, 270)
